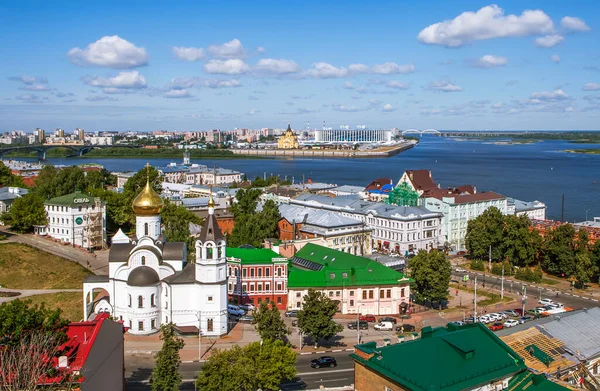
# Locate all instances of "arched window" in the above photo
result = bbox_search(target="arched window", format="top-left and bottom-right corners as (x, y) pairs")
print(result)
(144, 223), (149, 236)
(258, 268), (262, 277)
(265, 268), (270, 277)
(138, 296), (143, 308)
(151, 294), (155, 307)
(250, 269), (254, 277)
(128, 294), (132, 307)
(141, 256), (146, 266)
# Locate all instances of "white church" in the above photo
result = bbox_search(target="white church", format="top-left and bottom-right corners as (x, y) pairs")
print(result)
(83, 172), (228, 336)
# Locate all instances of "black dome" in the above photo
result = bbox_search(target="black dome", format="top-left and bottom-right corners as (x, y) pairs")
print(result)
(127, 266), (160, 286)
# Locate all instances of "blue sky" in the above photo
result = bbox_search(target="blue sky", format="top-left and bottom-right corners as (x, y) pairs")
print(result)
(1, 0), (600, 132)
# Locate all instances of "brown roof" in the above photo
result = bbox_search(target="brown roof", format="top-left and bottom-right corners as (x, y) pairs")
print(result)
(364, 177), (392, 191)
(198, 210), (224, 242)
(405, 170), (436, 191)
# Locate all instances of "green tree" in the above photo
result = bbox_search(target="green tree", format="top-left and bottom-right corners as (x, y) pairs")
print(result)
(1, 193), (47, 233)
(252, 301), (290, 342)
(196, 339), (296, 391)
(121, 165), (162, 226)
(503, 215), (541, 267)
(465, 206), (505, 261)
(296, 289), (343, 348)
(409, 250), (452, 304)
(0, 299), (68, 347)
(591, 240), (600, 281)
(84, 168), (116, 192)
(542, 224), (577, 277)
(150, 323), (185, 391)
(229, 190), (280, 247)
(0, 161), (25, 187)
(33, 165), (59, 199)
(161, 199), (202, 262)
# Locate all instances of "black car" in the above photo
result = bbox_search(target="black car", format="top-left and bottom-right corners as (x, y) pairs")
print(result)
(285, 310), (298, 317)
(379, 317), (397, 324)
(395, 323), (416, 332)
(347, 320), (368, 330)
(310, 356), (337, 369)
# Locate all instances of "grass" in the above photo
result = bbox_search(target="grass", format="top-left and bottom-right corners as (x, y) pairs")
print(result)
(540, 278), (559, 286)
(25, 292), (84, 322)
(0, 243), (92, 289)
(564, 149), (600, 154)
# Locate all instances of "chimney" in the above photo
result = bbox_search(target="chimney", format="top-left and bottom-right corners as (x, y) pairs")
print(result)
(409, 172), (413, 181)
(473, 185), (477, 194)
(429, 170), (432, 178)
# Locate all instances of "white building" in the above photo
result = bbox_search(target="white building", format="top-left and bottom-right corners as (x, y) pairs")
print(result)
(185, 166), (242, 186)
(82, 176), (228, 336)
(0, 187), (28, 214)
(506, 198), (546, 220)
(87, 136), (114, 146)
(41, 192), (107, 249)
(314, 129), (393, 143)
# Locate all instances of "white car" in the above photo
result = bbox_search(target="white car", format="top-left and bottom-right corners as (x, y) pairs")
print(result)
(455, 267), (467, 272)
(538, 298), (554, 306)
(374, 321), (394, 331)
(487, 313), (501, 322)
(478, 315), (491, 324)
(504, 319), (519, 328)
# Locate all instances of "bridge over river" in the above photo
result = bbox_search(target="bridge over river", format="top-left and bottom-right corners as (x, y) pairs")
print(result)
(0, 144), (136, 160)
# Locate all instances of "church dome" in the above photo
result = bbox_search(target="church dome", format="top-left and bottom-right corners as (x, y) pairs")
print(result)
(127, 266), (160, 286)
(132, 179), (164, 216)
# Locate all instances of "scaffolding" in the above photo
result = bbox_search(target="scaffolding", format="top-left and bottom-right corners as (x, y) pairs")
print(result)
(84, 197), (106, 250)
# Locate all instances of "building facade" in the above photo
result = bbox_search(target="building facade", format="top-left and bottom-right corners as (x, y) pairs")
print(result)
(287, 244), (411, 315)
(314, 128), (392, 143)
(42, 191), (107, 249)
(226, 247), (289, 309)
(277, 124), (299, 149)
(507, 198), (547, 220)
(185, 166), (243, 186)
(83, 175), (228, 337)
(0, 186), (28, 214)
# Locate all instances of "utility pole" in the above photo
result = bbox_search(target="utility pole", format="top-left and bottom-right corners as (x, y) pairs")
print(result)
(501, 264), (504, 299)
(357, 305), (361, 345)
(522, 286), (527, 316)
(197, 311), (202, 361)
(474, 276), (477, 322)
(488, 245), (492, 272)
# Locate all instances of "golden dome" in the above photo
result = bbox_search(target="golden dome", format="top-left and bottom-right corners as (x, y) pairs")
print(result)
(132, 179), (164, 216)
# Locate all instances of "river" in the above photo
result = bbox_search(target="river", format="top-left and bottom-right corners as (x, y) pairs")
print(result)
(18, 136), (600, 222)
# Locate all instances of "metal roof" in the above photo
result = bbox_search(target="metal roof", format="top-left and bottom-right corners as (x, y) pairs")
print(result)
(279, 204), (363, 228)
(542, 307), (600, 359)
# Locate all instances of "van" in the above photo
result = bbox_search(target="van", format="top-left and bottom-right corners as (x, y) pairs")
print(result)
(227, 304), (245, 317)
(374, 321), (393, 331)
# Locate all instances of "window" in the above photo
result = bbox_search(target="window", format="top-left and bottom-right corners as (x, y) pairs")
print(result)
(250, 284), (255, 292)
(141, 256), (146, 266)
(78, 206), (82, 212)
(228, 283), (232, 291)
(138, 321), (144, 331)
(362, 291), (367, 300)
(277, 268), (282, 277)
(328, 291), (333, 297)
(265, 283), (270, 291)
(250, 269), (255, 277)
(258, 268), (262, 277)
(277, 283), (282, 291)
(369, 290), (374, 299)
(350, 299), (355, 306)
(265, 268), (270, 277)
(166, 316), (168, 323)
(138, 296), (143, 308)
(296, 302), (301, 308)
(144, 223), (149, 236)
(242, 268), (247, 277)
(336, 291), (341, 297)
(387, 289), (391, 298)
(257, 284), (262, 292)
(207, 318), (214, 332)
(296, 292), (301, 298)
(129, 320), (132, 329)
(265, 298), (270, 303)
(151, 319), (156, 329)
(207, 295), (213, 302)
(258, 298), (262, 304)
(151, 294), (156, 307)
(401, 288), (405, 298)
(350, 290), (354, 297)
(128, 295), (132, 307)
(242, 284), (247, 293)
(329, 273), (335, 279)
(380, 290), (385, 299)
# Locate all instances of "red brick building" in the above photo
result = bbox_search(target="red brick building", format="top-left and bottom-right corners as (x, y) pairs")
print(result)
(226, 247), (289, 309)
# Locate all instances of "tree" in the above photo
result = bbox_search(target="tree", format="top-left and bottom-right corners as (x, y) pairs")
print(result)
(150, 323), (185, 391)
(572, 229), (598, 287)
(0, 161), (25, 188)
(121, 165), (161, 226)
(296, 289), (343, 348)
(503, 215), (541, 267)
(592, 240), (600, 281)
(0, 299), (68, 347)
(1, 193), (47, 233)
(542, 224), (577, 277)
(229, 190), (280, 247)
(252, 301), (290, 342)
(465, 206), (505, 261)
(409, 250), (452, 304)
(161, 199), (202, 262)
(196, 339), (296, 391)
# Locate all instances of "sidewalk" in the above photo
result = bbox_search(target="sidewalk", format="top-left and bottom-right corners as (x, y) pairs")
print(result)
(0, 288), (82, 304)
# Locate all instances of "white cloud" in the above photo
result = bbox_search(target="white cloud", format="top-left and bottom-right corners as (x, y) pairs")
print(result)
(535, 34), (564, 48)
(583, 83), (600, 91)
(85, 95), (118, 102)
(386, 81), (410, 90)
(254, 59), (300, 75)
(417, 5), (554, 47)
(204, 79), (241, 88)
(428, 81), (463, 92)
(348, 64), (370, 74)
(9, 75), (48, 85)
(551, 54), (560, 63)
(163, 89), (192, 99)
(307, 62), (348, 78)
(256, 46), (265, 54)
(331, 104), (362, 112)
(204, 59), (249, 75)
(565, 106), (575, 112)
(382, 103), (396, 112)
(208, 38), (245, 59)
(529, 89), (569, 101)
(168, 76), (241, 89)
(560, 16), (590, 32)
(22, 84), (51, 91)
(15, 94), (46, 104)
(246, 109), (260, 115)
(172, 46), (206, 62)
(474, 55), (508, 68)
(68, 36), (149, 68)
(344, 81), (354, 89)
(84, 71), (147, 89)
(370, 62), (415, 74)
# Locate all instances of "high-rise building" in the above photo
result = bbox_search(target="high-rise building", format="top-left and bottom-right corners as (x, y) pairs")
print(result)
(56, 128), (65, 138)
(77, 128), (85, 141)
(34, 128), (45, 144)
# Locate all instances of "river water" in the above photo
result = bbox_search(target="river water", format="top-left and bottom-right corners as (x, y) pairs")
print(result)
(20, 136), (600, 222)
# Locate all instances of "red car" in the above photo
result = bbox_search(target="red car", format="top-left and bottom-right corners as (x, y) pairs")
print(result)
(513, 308), (524, 316)
(489, 322), (504, 331)
(359, 314), (377, 322)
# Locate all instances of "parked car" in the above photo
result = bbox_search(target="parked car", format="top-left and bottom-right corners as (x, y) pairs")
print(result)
(227, 304), (245, 317)
(513, 308), (524, 316)
(487, 313), (502, 321)
(455, 267), (467, 272)
(238, 315), (254, 323)
(450, 321), (466, 326)
(464, 317), (475, 324)
(538, 298), (554, 306)
(285, 310), (298, 317)
(395, 324), (416, 332)
(310, 356), (337, 369)
(489, 322), (504, 331)
(478, 315), (491, 324)
(518, 316), (533, 324)
(450, 279), (459, 284)
(240, 303), (256, 312)
(504, 319), (520, 328)
(374, 321), (394, 331)
(347, 321), (368, 330)
(359, 314), (377, 322)
(502, 310), (519, 317)
(379, 317), (397, 324)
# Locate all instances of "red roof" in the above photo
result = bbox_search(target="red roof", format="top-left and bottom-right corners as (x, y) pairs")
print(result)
(405, 170), (436, 191)
(365, 177), (392, 191)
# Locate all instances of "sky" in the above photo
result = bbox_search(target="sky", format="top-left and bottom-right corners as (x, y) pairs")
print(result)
(1, 0), (600, 132)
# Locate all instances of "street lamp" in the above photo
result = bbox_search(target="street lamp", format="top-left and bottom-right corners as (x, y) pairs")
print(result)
(357, 304), (362, 345)
(194, 311), (202, 361)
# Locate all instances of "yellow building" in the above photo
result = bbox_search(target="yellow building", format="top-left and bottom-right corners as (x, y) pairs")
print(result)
(277, 124), (299, 149)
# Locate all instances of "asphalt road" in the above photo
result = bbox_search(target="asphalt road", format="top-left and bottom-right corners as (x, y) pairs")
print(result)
(125, 351), (355, 390)
(452, 270), (600, 311)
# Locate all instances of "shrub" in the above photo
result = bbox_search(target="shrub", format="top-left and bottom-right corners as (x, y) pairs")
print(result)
(491, 260), (514, 276)
(515, 266), (542, 283)
(470, 259), (485, 271)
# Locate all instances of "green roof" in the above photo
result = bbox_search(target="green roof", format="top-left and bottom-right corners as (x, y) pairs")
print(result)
(225, 247), (285, 264)
(508, 371), (569, 391)
(45, 191), (97, 207)
(351, 323), (527, 391)
(288, 243), (411, 288)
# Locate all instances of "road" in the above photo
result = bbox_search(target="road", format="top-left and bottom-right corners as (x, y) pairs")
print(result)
(452, 270), (600, 311)
(125, 351), (355, 390)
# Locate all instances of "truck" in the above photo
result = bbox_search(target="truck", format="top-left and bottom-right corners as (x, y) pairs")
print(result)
(374, 321), (394, 331)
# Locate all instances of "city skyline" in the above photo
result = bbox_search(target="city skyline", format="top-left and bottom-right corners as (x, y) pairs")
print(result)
(2, 1), (600, 131)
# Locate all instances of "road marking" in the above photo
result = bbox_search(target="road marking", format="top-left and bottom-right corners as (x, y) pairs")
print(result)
(297, 368), (354, 376)
(573, 295), (580, 298)
(592, 299), (599, 302)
